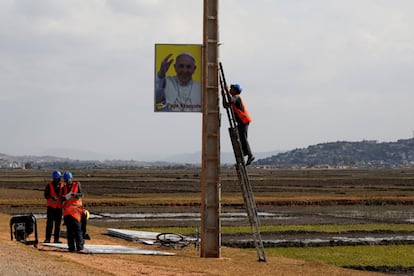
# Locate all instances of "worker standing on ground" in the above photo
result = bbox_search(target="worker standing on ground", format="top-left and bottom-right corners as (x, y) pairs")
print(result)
(61, 171), (84, 252)
(229, 84), (255, 165)
(44, 170), (64, 243)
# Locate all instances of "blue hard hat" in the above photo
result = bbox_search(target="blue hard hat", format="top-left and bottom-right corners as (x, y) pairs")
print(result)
(63, 171), (73, 181)
(230, 84), (242, 93)
(52, 170), (62, 179)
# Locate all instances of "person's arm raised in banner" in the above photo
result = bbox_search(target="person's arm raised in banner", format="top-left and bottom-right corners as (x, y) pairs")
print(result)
(155, 53), (173, 103)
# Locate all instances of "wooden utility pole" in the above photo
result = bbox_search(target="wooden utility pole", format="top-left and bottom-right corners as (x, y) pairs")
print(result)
(200, 0), (220, 258)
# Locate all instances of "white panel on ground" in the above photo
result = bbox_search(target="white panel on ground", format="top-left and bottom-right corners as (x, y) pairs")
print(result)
(107, 228), (160, 243)
(106, 228), (197, 245)
(42, 243), (175, 255)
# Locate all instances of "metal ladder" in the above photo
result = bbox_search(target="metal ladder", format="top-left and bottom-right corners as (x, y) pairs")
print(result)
(219, 62), (267, 262)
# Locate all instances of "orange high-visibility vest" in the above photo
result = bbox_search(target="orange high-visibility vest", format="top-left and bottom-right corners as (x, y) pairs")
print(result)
(232, 96), (252, 124)
(62, 182), (83, 222)
(46, 182), (63, 208)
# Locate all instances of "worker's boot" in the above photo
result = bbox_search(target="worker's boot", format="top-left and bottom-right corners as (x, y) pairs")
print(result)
(246, 155), (255, 166)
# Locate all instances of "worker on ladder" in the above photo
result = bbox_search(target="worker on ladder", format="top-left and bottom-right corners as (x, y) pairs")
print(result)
(228, 84), (255, 166)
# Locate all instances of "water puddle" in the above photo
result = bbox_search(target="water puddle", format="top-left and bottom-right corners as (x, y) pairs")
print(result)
(318, 209), (414, 223)
(34, 212), (292, 222)
(94, 212), (290, 222)
(34, 210), (413, 223)
(227, 235), (414, 247)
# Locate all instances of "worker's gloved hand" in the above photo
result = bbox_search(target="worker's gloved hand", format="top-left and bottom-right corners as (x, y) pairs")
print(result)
(64, 193), (72, 200)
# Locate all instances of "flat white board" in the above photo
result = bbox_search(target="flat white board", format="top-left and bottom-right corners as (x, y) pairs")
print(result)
(43, 243), (175, 255)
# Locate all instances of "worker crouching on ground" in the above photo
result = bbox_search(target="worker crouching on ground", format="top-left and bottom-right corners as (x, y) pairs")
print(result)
(82, 209), (90, 240)
(44, 170), (64, 243)
(61, 171), (84, 252)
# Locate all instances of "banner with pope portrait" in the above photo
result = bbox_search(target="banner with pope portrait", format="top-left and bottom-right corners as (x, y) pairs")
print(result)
(154, 44), (202, 112)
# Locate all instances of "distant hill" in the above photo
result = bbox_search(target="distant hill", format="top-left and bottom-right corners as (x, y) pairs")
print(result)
(0, 153), (164, 169)
(256, 138), (414, 168)
(3, 139), (414, 168)
(0, 150), (283, 169)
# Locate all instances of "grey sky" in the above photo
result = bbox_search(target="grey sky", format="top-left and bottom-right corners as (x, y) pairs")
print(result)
(1, 0), (414, 160)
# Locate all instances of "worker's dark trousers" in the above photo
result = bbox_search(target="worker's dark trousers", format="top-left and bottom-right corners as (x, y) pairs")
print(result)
(45, 207), (62, 242)
(238, 122), (252, 157)
(64, 215), (84, 251)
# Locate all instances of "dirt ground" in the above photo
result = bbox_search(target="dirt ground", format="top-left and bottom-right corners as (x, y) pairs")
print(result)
(1, 168), (413, 275)
(1, 214), (386, 276)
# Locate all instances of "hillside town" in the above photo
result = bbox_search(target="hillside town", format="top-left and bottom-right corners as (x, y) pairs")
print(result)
(257, 138), (414, 168)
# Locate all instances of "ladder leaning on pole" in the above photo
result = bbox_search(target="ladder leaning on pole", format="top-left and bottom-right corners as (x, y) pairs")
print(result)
(218, 62), (267, 262)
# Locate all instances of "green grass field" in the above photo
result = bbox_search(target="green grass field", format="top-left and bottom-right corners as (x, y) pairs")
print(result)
(135, 224), (414, 269)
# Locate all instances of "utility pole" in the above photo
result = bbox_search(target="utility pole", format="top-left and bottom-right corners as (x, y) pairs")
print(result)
(200, 0), (220, 258)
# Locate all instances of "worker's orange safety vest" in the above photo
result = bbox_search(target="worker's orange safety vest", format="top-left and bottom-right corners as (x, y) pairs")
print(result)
(62, 182), (83, 222)
(232, 96), (252, 124)
(46, 182), (63, 208)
